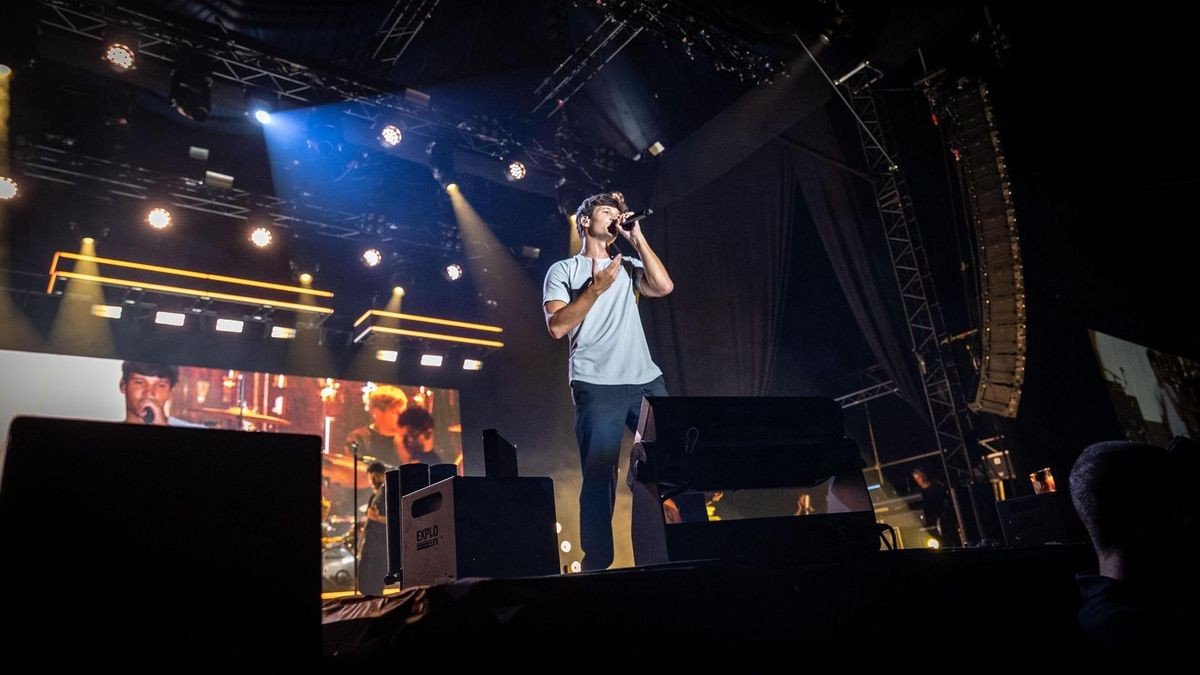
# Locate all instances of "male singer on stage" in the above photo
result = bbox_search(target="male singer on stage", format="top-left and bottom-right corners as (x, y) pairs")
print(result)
(542, 191), (673, 571)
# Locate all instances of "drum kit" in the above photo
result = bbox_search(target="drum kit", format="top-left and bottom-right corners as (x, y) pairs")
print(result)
(321, 508), (368, 590)
(195, 406), (292, 430)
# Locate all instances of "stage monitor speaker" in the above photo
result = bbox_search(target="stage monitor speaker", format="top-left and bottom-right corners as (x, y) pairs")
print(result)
(629, 397), (875, 565)
(996, 492), (1086, 546)
(632, 396), (861, 491)
(0, 416), (322, 667)
(401, 476), (558, 586)
(663, 512), (881, 565)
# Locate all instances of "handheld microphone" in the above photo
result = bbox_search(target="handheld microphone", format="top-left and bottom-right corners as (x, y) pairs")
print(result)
(619, 209), (653, 230)
(141, 407), (156, 425)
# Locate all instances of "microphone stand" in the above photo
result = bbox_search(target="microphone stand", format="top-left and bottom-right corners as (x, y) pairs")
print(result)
(349, 441), (360, 595)
(236, 373), (246, 430)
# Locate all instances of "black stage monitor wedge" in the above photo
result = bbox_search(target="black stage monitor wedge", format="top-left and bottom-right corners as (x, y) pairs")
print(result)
(631, 396), (863, 492)
(0, 416), (322, 668)
(627, 397), (876, 566)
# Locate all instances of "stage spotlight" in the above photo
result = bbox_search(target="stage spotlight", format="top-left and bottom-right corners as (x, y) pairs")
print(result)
(146, 207), (172, 229)
(103, 42), (135, 71)
(375, 349), (399, 363)
(362, 248), (383, 268)
(505, 158), (527, 182)
(299, 273), (314, 285)
(91, 305), (123, 319)
(462, 359), (483, 371)
(378, 124), (403, 148)
(215, 318), (244, 333)
(560, 540), (572, 553)
(246, 91), (276, 125)
(442, 263), (464, 282)
(169, 63), (213, 122)
(427, 140), (458, 191)
(569, 561), (582, 573)
(818, 6), (854, 46)
(270, 326), (297, 340)
(101, 26), (139, 71)
(392, 286), (405, 297)
(0, 176), (18, 200)
(155, 311), (186, 327)
(420, 354), (443, 367)
(0, 64), (11, 79)
(250, 227), (273, 248)
(204, 170), (234, 190)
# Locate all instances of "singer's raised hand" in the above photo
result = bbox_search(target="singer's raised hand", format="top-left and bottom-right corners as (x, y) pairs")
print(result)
(616, 212), (643, 242)
(589, 254), (622, 296)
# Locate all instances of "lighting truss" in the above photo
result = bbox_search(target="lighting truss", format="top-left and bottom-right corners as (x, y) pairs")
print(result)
(367, 0), (442, 68)
(535, 0), (787, 114)
(16, 143), (461, 253)
(37, 0), (619, 182)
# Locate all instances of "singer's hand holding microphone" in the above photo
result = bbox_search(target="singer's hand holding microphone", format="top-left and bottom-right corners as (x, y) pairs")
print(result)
(614, 208), (653, 239)
(138, 398), (167, 425)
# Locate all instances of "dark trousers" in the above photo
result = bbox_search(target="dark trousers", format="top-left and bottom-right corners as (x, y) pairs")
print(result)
(357, 521), (388, 596)
(571, 375), (667, 571)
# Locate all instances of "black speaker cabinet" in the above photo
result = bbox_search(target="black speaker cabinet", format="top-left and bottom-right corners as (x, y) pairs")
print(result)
(996, 492), (1086, 546)
(0, 416), (322, 667)
(401, 476), (559, 586)
(629, 396), (876, 565)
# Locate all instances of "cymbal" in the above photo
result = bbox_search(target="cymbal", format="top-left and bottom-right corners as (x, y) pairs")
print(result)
(195, 406), (291, 425)
(322, 452), (372, 488)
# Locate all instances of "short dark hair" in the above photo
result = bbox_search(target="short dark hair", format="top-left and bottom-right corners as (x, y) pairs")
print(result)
(397, 406), (434, 433)
(574, 192), (623, 239)
(121, 361), (179, 387)
(367, 461), (387, 474)
(1069, 441), (1172, 551)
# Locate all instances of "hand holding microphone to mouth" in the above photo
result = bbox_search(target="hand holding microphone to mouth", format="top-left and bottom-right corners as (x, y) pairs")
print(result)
(138, 398), (167, 426)
(607, 191), (650, 232)
(617, 209), (653, 230)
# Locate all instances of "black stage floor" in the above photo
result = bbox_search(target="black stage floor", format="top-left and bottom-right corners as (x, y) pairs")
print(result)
(323, 544), (1098, 665)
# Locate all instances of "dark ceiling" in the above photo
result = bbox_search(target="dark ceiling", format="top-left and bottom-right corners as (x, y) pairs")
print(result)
(3, 1), (1196, 356)
(3, 1), (968, 319)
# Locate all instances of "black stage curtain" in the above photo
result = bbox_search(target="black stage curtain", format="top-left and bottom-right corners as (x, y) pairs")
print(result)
(641, 106), (925, 422)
